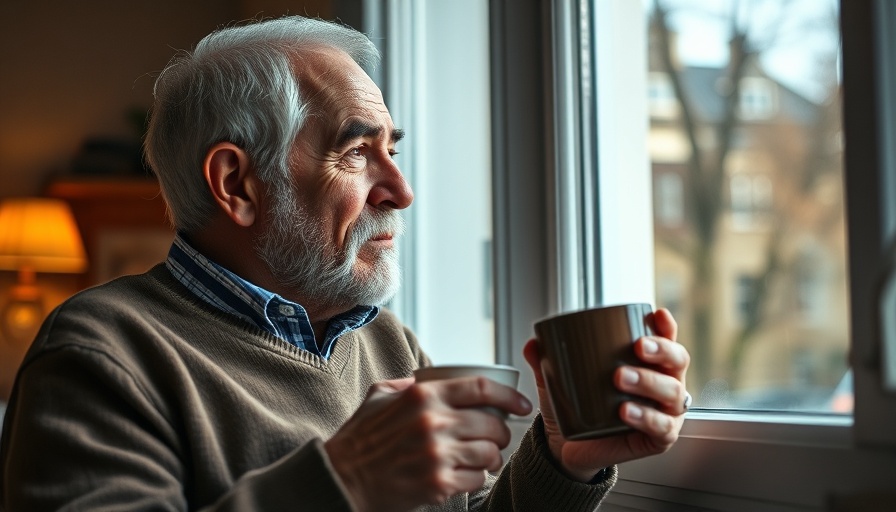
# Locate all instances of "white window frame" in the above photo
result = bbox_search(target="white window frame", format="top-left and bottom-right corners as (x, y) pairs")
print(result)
(492, 0), (896, 510)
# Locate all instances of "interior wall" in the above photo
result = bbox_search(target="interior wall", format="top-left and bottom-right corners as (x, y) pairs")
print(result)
(0, 0), (339, 200)
(240, 0), (332, 19)
(0, 0), (238, 197)
(0, 0), (336, 401)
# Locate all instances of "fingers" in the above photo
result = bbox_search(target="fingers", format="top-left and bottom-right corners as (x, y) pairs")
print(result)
(448, 439), (504, 472)
(427, 375), (533, 417)
(327, 379), (510, 510)
(615, 365), (689, 415)
(634, 336), (690, 380)
(419, 407), (513, 449)
(612, 312), (688, 456)
(619, 402), (680, 448)
(396, 378), (522, 450)
(651, 307), (678, 341)
(619, 337), (690, 415)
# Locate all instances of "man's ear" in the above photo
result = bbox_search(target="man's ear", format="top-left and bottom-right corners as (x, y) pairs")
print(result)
(203, 142), (260, 227)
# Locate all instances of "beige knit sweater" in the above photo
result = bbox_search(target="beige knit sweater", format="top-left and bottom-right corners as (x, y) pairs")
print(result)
(0, 265), (614, 511)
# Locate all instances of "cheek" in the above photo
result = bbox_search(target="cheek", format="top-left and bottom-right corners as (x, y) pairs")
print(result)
(322, 182), (370, 247)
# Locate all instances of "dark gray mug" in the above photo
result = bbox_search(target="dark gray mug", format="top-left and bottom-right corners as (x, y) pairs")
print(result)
(534, 303), (654, 440)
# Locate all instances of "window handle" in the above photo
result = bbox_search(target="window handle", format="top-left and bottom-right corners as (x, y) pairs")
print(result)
(880, 239), (896, 391)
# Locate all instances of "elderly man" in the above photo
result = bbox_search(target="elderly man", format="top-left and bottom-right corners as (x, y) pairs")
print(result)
(0, 16), (689, 511)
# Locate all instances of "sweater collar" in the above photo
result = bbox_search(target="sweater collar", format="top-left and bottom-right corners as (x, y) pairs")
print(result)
(164, 234), (378, 359)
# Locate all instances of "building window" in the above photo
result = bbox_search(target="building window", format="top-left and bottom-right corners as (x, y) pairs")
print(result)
(655, 171), (684, 226)
(739, 77), (777, 120)
(730, 173), (773, 229)
(647, 72), (679, 118)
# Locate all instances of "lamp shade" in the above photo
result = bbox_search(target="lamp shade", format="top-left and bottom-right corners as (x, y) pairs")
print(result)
(0, 198), (87, 274)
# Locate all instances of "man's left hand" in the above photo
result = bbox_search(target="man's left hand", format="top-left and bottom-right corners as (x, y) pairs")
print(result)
(522, 308), (690, 482)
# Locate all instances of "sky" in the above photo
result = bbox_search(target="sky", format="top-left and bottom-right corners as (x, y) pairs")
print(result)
(653, 0), (841, 102)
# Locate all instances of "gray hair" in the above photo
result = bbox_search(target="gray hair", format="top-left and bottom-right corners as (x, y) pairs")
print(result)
(144, 16), (380, 233)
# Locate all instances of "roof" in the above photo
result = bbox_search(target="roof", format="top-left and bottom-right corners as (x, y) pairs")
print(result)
(671, 65), (820, 125)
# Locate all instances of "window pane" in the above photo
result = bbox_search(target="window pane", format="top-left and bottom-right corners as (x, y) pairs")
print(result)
(646, 0), (849, 413)
(373, 0), (495, 365)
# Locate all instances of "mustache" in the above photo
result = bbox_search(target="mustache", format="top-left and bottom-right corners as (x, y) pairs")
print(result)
(344, 208), (406, 254)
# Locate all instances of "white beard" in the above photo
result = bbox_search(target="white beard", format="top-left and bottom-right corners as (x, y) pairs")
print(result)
(255, 186), (404, 310)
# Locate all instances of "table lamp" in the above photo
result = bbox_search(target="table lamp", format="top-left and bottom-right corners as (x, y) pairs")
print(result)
(0, 198), (87, 343)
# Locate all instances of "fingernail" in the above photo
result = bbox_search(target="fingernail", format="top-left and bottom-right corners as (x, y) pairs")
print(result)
(520, 396), (533, 411)
(627, 403), (644, 419)
(621, 367), (639, 386)
(641, 339), (658, 354)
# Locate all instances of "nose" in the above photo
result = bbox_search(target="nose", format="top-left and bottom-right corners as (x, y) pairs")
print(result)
(368, 155), (414, 210)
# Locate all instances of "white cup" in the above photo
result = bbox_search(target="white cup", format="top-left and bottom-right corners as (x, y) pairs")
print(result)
(414, 364), (520, 417)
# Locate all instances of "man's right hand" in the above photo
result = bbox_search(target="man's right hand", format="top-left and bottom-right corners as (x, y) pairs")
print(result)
(324, 376), (533, 511)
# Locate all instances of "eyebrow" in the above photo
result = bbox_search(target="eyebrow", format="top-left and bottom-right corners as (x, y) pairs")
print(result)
(334, 120), (405, 148)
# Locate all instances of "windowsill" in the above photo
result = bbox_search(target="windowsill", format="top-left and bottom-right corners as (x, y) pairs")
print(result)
(681, 409), (852, 448)
(500, 409), (896, 510)
(608, 410), (896, 510)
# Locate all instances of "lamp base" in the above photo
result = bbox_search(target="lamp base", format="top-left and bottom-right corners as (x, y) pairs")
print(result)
(2, 284), (44, 345)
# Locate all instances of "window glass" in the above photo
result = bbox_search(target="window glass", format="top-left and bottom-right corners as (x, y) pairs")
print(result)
(370, 0), (495, 366)
(646, 0), (848, 413)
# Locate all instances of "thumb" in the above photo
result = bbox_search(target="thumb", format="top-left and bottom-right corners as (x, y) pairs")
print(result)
(522, 338), (547, 388)
(523, 338), (564, 454)
(651, 307), (678, 342)
(366, 377), (416, 400)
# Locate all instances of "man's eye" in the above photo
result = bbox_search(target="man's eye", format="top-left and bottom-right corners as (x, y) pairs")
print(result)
(342, 147), (366, 165)
(341, 146), (366, 169)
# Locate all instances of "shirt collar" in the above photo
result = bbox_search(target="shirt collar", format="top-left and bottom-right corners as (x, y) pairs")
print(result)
(165, 233), (378, 358)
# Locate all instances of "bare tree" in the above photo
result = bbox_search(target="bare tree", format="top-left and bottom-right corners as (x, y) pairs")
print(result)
(650, 0), (843, 396)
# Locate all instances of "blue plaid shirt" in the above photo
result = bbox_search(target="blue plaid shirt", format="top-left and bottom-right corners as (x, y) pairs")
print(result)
(165, 234), (378, 359)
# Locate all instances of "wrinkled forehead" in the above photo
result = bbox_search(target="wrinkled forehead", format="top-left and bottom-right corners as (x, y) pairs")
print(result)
(292, 46), (390, 129)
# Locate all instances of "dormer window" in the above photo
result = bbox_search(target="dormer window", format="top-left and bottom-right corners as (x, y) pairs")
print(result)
(648, 72), (679, 118)
(739, 77), (777, 120)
